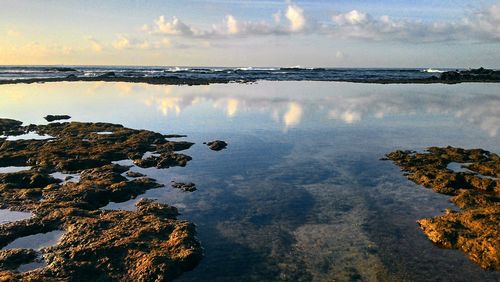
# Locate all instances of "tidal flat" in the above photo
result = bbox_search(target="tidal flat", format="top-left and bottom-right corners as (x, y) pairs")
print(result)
(0, 81), (499, 281)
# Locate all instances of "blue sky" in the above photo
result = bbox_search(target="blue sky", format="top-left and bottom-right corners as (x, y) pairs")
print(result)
(0, 0), (498, 67)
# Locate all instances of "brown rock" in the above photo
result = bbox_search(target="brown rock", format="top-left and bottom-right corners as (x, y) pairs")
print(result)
(386, 146), (500, 270)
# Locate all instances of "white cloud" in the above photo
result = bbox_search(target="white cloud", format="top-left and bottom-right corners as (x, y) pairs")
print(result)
(138, 3), (499, 43)
(286, 3), (306, 32)
(151, 16), (204, 36)
(329, 4), (500, 43)
(333, 10), (369, 25)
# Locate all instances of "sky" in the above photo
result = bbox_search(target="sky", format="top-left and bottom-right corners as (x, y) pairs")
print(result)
(0, 0), (499, 67)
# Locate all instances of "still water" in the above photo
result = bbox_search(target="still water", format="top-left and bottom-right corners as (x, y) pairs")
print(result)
(0, 81), (499, 281)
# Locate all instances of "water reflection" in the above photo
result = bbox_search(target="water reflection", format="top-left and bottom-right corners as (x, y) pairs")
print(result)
(0, 81), (499, 281)
(3, 81), (498, 136)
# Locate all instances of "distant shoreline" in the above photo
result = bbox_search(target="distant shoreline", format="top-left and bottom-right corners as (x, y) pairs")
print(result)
(0, 76), (499, 85)
(0, 67), (498, 85)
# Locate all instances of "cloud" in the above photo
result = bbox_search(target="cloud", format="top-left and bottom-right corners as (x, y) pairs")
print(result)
(87, 37), (103, 53)
(112, 35), (154, 50)
(113, 36), (132, 49)
(139, 2), (498, 43)
(286, 3), (306, 31)
(6, 29), (20, 37)
(144, 2), (307, 38)
(226, 15), (239, 35)
(150, 16), (205, 36)
(329, 4), (500, 43)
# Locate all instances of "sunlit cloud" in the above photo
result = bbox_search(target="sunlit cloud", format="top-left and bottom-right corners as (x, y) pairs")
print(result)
(139, 2), (499, 43)
(143, 2), (308, 38)
(286, 3), (306, 32)
(87, 37), (103, 53)
(226, 15), (239, 35)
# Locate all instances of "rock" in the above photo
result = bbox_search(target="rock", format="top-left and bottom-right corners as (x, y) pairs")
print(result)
(44, 115), (71, 122)
(43, 67), (77, 72)
(98, 72), (116, 78)
(134, 153), (192, 169)
(164, 134), (187, 138)
(171, 181), (197, 192)
(385, 146), (500, 270)
(0, 119), (202, 280)
(0, 249), (38, 270)
(440, 67), (500, 82)
(0, 119), (24, 136)
(157, 141), (194, 152)
(126, 171), (145, 178)
(204, 140), (228, 151)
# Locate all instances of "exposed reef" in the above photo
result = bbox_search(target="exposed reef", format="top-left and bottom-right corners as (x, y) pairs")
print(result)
(0, 118), (202, 280)
(0, 76), (238, 86)
(385, 146), (499, 270)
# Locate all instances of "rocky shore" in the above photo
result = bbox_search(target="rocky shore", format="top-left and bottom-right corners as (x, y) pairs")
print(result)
(0, 119), (202, 280)
(384, 147), (499, 270)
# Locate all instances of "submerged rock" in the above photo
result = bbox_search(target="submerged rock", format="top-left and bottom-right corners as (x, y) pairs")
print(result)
(204, 140), (228, 151)
(171, 181), (197, 192)
(0, 118), (201, 280)
(44, 115), (71, 122)
(126, 171), (145, 178)
(385, 146), (500, 270)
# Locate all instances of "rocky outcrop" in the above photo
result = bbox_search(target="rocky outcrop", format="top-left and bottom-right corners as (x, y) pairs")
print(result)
(0, 118), (202, 280)
(385, 146), (499, 270)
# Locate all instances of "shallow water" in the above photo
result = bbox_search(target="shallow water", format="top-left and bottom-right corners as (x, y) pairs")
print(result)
(0, 81), (499, 281)
(0, 166), (32, 173)
(2, 230), (64, 250)
(0, 209), (32, 224)
(3, 132), (54, 141)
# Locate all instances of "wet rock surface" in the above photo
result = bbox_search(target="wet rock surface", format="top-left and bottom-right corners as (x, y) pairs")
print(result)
(0, 118), (202, 280)
(204, 140), (228, 151)
(385, 146), (500, 270)
(44, 115), (71, 122)
(171, 181), (197, 192)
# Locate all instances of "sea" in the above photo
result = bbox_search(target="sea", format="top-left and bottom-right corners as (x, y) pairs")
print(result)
(0, 65), (449, 82)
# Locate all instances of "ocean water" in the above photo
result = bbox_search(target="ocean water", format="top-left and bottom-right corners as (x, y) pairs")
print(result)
(0, 66), (449, 82)
(0, 81), (499, 281)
